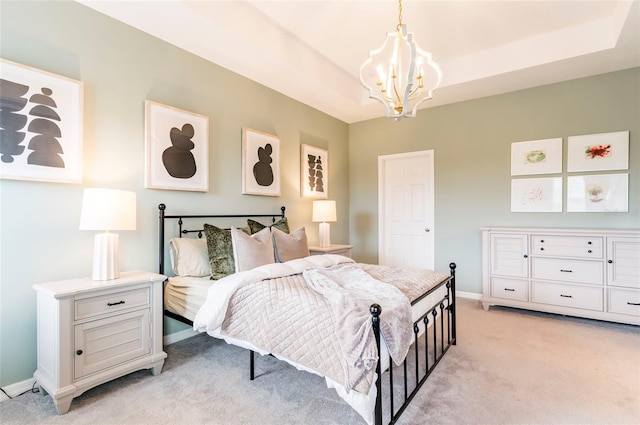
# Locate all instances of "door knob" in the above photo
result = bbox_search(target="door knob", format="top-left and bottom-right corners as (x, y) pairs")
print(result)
(424, 228), (430, 232)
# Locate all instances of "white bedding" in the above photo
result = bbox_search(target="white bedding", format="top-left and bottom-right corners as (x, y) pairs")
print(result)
(190, 255), (449, 425)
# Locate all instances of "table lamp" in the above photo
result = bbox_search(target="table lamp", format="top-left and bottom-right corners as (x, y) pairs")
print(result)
(79, 188), (136, 280)
(312, 200), (336, 248)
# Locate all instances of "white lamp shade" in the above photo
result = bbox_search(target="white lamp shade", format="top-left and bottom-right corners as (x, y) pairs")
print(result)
(312, 200), (337, 223)
(79, 188), (136, 231)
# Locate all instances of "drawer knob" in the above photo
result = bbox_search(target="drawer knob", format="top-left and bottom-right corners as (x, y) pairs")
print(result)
(540, 240), (545, 243)
(587, 250), (592, 253)
(587, 241), (592, 245)
(608, 260), (613, 264)
(107, 300), (125, 307)
(523, 254), (528, 258)
(76, 350), (83, 355)
(540, 247), (544, 251)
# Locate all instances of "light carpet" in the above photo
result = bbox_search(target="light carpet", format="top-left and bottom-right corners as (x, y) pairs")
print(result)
(1, 299), (639, 424)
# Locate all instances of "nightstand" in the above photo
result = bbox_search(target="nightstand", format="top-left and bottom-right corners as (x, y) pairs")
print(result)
(33, 271), (167, 414)
(308, 244), (353, 258)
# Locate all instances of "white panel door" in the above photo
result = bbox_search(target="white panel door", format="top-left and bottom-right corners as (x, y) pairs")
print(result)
(378, 150), (434, 269)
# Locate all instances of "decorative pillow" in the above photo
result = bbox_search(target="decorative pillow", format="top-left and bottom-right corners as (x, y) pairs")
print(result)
(272, 227), (309, 263)
(248, 217), (289, 235)
(230, 226), (275, 272)
(168, 237), (211, 277)
(203, 224), (235, 280)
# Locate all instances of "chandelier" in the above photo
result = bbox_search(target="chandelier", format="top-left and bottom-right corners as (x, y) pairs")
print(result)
(359, 0), (442, 121)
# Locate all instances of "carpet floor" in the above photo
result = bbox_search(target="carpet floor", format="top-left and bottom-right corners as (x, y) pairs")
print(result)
(1, 299), (638, 425)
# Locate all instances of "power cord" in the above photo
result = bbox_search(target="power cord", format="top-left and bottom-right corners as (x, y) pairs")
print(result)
(0, 381), (40, 399)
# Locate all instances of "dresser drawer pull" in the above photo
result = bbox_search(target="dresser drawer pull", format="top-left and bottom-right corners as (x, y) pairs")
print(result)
(107, 300), (125, 306)
(560, 294), (573, 298)
(560, 269), (573, 273)
(504, 288), (515, 292)
(587, 241), (592, 245)
(628, 302), (640, 306)
(76, 350), (83, 355)
(587, 250), (592, 253)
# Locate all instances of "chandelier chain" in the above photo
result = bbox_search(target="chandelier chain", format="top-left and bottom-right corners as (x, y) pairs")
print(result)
(396, 0), (403, 31)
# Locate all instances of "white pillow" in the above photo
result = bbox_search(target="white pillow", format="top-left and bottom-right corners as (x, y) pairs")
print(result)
(168, 238), (211, 277)
(272, 227), (309, 262)
(230, 226), (275, 272)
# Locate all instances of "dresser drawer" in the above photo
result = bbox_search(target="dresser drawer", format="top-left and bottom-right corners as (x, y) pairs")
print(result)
(532, 235), (602, 258)
(608, 289), (640, 317)
(531, 258), (603, 285)
(491, 277), (528, 301)
(75, 286), (151, 320)
(532, 282), (603, 311)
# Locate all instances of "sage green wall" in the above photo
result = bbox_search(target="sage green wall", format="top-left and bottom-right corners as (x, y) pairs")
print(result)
(0, 1), (349, 387)
(349, 68), (640, 294)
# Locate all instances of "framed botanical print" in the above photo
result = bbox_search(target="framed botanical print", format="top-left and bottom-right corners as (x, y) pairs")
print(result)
(0, 58), (83, 184)
(242, 128), (280, 196)
(301, 144), (328, 198)
(567, 131), (629, 172)
(567, 173), (628, 212)
(511, 138), (562, 176)
(511, 177), (562, 212)
(144, 100), (209, 191)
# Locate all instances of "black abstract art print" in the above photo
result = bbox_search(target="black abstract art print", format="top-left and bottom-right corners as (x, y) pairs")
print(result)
(242, 128), (280, 196)
(0, 59), (83, 183)
(144, 100), (209, 192)
(301, 144), (328, 198)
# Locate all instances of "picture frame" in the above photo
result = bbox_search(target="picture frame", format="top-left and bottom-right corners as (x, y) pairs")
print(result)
(0, 58), (83, 184)
(242, 128), (280, 196)
(144, 100), (209, 192)
(567, 173), (628, 212)
(511, 138), (562, 176)
(567, 131), (629, 172)
(301, 144), (328, 198)
(511, 177), (562, 212)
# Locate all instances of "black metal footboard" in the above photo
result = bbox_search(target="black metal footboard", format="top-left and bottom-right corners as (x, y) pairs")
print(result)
(372, 262), (457, 425)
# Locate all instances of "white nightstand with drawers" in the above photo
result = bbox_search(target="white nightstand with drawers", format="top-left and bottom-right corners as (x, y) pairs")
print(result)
(308, 244), (353, 258)
(481, 227), (640, 325)
(33, 271), (167, 414)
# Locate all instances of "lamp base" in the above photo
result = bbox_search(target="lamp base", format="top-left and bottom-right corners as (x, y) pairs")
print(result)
(93, 232), (119, 281)
(318, 222), (331, 248)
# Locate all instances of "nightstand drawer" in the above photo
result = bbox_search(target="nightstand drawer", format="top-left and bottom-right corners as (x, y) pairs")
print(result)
(75, 286), (150, 320)
(532, 235), (602, 258)
(531, 258), (603, 285)
(608, 289), (640, 317)
(532, 281), (603, 311)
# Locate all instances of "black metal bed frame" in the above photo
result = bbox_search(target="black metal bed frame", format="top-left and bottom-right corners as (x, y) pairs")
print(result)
(158, 204), (456, 425)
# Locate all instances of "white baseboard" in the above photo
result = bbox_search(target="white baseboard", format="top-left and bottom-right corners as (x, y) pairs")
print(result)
(456, 290), (482, 300)
(0, 378), (36, 402)
(163, 328), (198, 345)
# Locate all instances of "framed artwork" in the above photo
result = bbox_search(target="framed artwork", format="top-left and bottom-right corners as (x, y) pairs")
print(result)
(0, 58), (83, 184)
(144, 100), (209, 191)
(511, 177), (562, 212)
(301, 144), (328, 198)
(242, 128), (280, 196)
(511, 138), (562, 176)
(567, 173), (628, 212)
(567, 131), (629, 172)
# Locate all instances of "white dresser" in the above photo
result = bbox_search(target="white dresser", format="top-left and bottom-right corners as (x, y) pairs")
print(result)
(33, 271), (167, 414)
(482, 227), (640, 325)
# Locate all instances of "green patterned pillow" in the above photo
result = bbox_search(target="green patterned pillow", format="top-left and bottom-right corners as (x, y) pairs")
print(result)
(247, 217), (289, 235)
(203, 224), (235, 280)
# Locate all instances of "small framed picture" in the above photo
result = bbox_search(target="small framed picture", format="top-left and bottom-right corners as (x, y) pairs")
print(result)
(567, 173), (628, 212)
(511, 138), (562, 176)
(242, 128), (280, 196)
(511, 177), (562, 212)
(144, 100), (209, 192)
(0, 58), (83, 184)
(567, 131), (629, 172)
(301, 144), (328, 198)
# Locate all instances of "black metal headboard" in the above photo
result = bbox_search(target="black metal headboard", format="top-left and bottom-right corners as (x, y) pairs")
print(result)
(158, 203), (286, 275)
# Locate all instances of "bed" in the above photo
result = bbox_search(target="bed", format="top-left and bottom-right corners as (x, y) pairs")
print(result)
(158, 204), (457, 425)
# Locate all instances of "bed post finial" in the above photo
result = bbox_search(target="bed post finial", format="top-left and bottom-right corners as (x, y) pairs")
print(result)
(449, 262), (457, 345)
(281, 205), (286, 217)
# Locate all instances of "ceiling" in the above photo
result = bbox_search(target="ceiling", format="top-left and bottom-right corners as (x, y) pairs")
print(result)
(78, 0), (640, 123)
